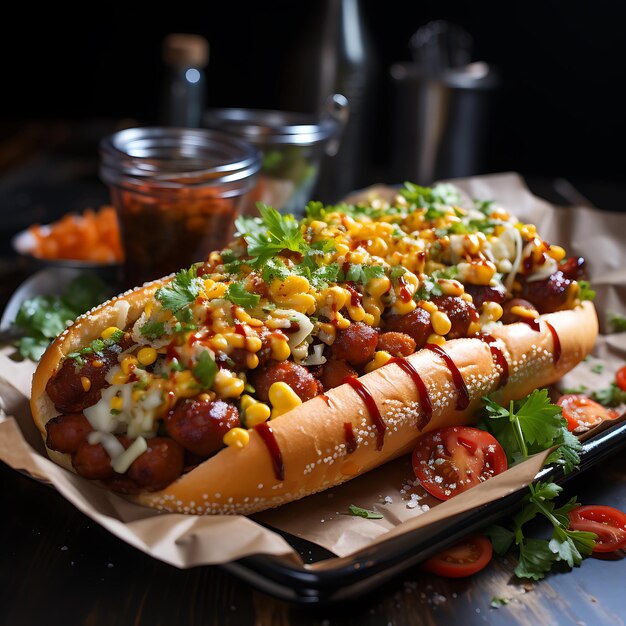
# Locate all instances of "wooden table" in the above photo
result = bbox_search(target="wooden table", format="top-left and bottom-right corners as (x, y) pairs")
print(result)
(1, 123), (625, 625)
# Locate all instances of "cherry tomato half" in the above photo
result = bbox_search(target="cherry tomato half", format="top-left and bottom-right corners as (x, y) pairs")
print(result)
(557, 394), (619, 432)
(422, 534), (493, 578)
(568, 505), (626, 553)
(616, 366), (626, 393)
(412, 426), (508, 501)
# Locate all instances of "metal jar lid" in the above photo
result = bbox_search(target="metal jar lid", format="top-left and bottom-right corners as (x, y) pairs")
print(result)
(203, 94), (349, 150)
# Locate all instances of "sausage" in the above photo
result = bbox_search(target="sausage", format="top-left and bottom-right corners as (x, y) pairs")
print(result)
(127, 438), (185, 491)
(72, 439), (117, 480)
(250, 360), (323, 403)
(332, 322), (378, 366)
(463, 283), (507, 308)
(377, 332), (416, 357)
(384, 307), (432, 348)
(521, 271), (574, 313)
(501, 298), (539, 325)
(559, 256), (585, 280)
(430, 296), (479, 339)
(165, 399), (241, 457)
(45, 413), (93, 453)
(45, 334), (134, 414)
(316, 358), (358, 390)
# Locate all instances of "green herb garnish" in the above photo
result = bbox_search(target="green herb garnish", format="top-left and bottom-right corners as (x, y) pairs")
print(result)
(578, 280), (596, 301)
(591, 383), (626, 407)
(140, 320), (166, 339)
(155, 266), (204, 323)
(225, 282), (261, 309)
(481, 389), (581, 472)
(486, 481), (596, 580)
(607, 311), (626, 333)
(591, 363), (604, 374)
(192, 350), (218, 389)
(347, 505), (384, 520)
(13, 275), (109, 361)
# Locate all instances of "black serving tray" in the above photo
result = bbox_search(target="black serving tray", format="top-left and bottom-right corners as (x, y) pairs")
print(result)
(222, 418), (626, 605)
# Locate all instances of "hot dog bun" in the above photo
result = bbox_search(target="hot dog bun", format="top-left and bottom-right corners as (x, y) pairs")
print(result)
(31, 280), (597, 514)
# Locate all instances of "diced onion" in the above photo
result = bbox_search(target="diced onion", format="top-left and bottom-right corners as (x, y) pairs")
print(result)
(274, 309), (314, 350)
(87, 431), (125, 460)
(503, 227), (523, 292)
(112, 436), (148, 474)
(84, 386), (121, 432)
(302, 343), (327, 366)
(525, 257), (558, 282)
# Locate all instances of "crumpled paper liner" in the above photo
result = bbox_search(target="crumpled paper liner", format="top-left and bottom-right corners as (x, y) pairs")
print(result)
(1, 172), (625, 568)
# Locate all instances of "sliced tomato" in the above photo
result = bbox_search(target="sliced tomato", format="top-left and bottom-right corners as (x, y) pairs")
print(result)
(557, 394), (619, 432)
(568, 505), (626, 553)
(616, 366), (626, 393)
(422, 534), (493, 578)
(412, 426), (508, 501)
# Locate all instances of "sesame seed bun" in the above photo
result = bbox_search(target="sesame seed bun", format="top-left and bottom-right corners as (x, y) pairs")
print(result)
(31, 290), (597, 514)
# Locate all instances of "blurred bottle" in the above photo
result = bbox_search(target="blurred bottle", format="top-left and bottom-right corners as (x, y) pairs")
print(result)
(159, 33), (209, 128)
(282, 0), (379, 202)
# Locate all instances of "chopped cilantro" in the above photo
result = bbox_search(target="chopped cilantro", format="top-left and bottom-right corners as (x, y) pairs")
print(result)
(347, 504), (383, 519)
(193, 350), (218, 389)
(578, 280), (595, 301)
(431, 266), (459, 281)
(225, 283), (261, 309)
(591, 363), (604, 374)
(400, 182), (461, 211)
(474, 199), (495, 215)
(344, 264), (385, 284)
(140, 320), (166, 339)
(155, 266), (204, 322)
(389, 266), (407, 280)
(591, 383), (626, 407)
(68, 329), (124, 364)
(490, 597), (510, 609)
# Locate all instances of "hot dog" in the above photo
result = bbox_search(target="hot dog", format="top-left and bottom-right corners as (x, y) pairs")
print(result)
(30, 183), (598, 514)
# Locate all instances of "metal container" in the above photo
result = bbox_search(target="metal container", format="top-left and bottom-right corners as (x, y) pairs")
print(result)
(203, 94), (348, 215)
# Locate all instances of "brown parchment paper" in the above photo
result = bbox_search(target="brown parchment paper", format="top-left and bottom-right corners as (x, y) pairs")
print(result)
(1, 172), (625, 568)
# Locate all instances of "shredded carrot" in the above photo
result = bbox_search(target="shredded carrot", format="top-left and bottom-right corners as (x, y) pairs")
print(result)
(28, 206), (124, 263)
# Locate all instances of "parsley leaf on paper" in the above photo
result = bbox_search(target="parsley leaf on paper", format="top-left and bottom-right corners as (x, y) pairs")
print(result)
(225, 282), (261, 309)
(347, 504), (384, 519)
(486, 481), (596, 581)
(481, 389), (580, 472)
(13, 274), (109, 361)
(591, 383), (626, 407)
(155, 266), (204, 323)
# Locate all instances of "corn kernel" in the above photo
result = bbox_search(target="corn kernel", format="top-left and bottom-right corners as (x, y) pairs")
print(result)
(120, 355), (138, 375)
(427, 333), (446, 346)
(209, 334), (229, 352)
(391, 298), (417, 315)
(223, 427), (250, 449)
(270, 336), (291, 361)
(137, 347), (157, 366)
(80, 376), (91, 392)
(223, 332), (246, 349)
(110, 396), (123, 412)
(548, 245), (566, 262)
(245, 402), (271, 427)
(335, 243), (350, 256)
(368, 276), (391, 298)
(240, 394), (257, 411)
(364, 350), (392, 373)
(101, 326), (121, 340)
(212, 370), (245, 399)
(467, 321), (482, 335)
(484, 302), (504, 322)
(438, 279), (464, 297)
(92, 359), (104, 368)
(246, 353), (260, 369)
(245, 336), (262, 352)
(318, 323), (336, 345)
(334, 312), (351, 330)
(269, 381), (302, 419)
(144, 301), (154, 317)
(460, 293), (473, 303)
(111, 371), (129, 385)
(431, 310), (452, 336)
(510, 305), (539, 319)
(346, 304), (366, 322)
(132, 389), (144, 402)
(419, 300), (438, 314)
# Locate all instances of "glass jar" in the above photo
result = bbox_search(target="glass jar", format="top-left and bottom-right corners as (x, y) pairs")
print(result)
(99, 127), (261, 287)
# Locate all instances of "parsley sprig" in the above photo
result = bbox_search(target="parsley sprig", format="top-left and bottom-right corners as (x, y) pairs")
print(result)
(155, 266), (204, 323)
(486, 482), (596, 580)
(481, 389), (581, 473)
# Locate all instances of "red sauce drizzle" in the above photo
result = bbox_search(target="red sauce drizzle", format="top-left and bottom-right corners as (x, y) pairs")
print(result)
(166, 342), (179, 361)
(388, 357), (432, 429)
(343, 422), (358, 454)
(425, 344), (470, 410)
(187, 331), (203, 346)
(320, 394), (331, 406)
(342, 376), (386, 450)
(254, 422), (285, 481)
(478, 334), (509, 387)
(234, 320), (247, 336)
(519, 317), (541, 332)
(345, 284), (363, 307)
(398, 276), (412, 302)
(545, 321), (561, 365)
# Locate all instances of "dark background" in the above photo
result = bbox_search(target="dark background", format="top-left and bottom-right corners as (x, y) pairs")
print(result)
(0, 1), (625, 201)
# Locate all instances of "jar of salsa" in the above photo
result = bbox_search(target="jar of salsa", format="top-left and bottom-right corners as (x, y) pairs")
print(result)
(99, 127), (261, 287)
